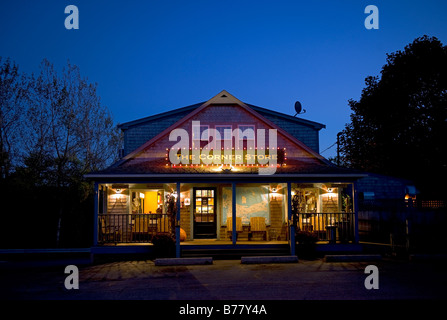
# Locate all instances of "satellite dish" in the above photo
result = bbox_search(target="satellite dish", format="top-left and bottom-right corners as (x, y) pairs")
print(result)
(294, 101), (306, 116)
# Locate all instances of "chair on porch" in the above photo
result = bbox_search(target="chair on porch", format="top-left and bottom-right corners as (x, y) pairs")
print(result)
(99, 216), (120, 245)
(250, 217), (268, 241)
(227, 217), (242, 241)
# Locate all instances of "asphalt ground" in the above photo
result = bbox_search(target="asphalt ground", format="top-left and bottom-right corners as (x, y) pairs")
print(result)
(0, 257), (446, 317)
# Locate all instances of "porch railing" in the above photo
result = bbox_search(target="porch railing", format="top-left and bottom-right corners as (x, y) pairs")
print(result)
(98, 213), (174, 244)
(296, 212), (355, 243)
(98, 212), (355, 244)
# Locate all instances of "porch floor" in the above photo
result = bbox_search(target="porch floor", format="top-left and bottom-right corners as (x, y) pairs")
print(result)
(103, 240), (289, 246)
(100, 240), (357, 246)
(182, 239), (289, 245)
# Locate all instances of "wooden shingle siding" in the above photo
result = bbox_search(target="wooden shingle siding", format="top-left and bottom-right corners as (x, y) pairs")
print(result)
(122, 110), (194, 155)
(260, 116), (320, 153)
(123, 104), (321, 169)
(180, 206), (192, 241)
(119, 103), (324, 157)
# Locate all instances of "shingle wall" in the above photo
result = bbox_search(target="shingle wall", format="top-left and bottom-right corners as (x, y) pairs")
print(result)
(123, 110), (192, 155)
(258, 114), (320, 153)
(121, 105), (322, 156)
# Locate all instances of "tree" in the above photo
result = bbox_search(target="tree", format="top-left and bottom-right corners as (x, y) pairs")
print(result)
(338, 36), (447, 198)
(0, 58), (27, 178)
(22, 59), (121, 187)
(22, 59), (122, 245)
(0, 57), (122, 247)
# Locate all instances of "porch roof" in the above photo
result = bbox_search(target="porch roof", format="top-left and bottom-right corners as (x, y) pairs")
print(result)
(85, 158), (366, 181)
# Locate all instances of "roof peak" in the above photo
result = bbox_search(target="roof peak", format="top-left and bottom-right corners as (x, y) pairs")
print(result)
(202, 90), (245, 106)
(118, 90), (325, 130)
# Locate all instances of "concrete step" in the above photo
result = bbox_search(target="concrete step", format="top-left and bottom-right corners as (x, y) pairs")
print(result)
(154, 257), (213, 266)
(324, 254), (382, 262)
(241, 255), (298, 264)
(181, 246), (290, 259)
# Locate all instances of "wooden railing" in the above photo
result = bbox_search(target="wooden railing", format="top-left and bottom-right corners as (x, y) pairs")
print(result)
(98, 213), (174, 244)
(296, 212), (355, 243)
(98, 212), (355, 244)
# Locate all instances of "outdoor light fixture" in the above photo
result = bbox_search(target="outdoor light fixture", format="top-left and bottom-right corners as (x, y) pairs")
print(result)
(327, 188), (334, 200)
(115, 188), (122, 194)
(271, 187), (278, 200)
(220, 165), (234, 173)
(139, 192), (145, 199)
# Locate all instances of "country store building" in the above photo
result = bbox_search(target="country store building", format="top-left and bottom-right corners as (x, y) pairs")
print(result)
(86, 91), (366, 259)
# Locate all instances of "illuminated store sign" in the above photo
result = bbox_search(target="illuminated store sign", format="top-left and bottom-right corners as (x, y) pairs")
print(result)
(167, 121), (284, 174)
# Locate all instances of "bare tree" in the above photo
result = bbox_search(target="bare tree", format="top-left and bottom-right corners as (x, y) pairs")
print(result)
(22, 59), (122, 245)
(23, 59), (121, 184)
(0, 57), (27, 178)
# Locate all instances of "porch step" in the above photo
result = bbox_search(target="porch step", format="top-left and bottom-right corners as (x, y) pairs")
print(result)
(181, 244), (290, 259)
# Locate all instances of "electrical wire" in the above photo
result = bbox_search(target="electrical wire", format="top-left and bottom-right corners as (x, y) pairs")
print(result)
(320, 141), (337, 154)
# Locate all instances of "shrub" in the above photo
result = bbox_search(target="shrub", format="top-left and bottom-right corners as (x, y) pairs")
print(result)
(295, 230), (318, 245)
(151, 233), (176, 258)
(295, 230), (318, 259)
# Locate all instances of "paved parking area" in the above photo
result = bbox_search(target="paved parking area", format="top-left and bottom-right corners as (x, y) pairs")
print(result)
(1, 257), (446, 301)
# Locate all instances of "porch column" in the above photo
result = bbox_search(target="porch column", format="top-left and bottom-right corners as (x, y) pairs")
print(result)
(93, 182), (99, 246)
(232, 182), (237, 246)
(176, 182), (181, 258)
(353, 181), (360, 244)
(287, 182), (295, 256)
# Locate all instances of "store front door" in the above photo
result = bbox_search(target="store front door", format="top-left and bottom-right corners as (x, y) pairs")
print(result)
(193, 187), (217, 239)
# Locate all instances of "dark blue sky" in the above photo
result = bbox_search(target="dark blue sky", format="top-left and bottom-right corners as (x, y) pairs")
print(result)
(1, 0), (447, 158)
